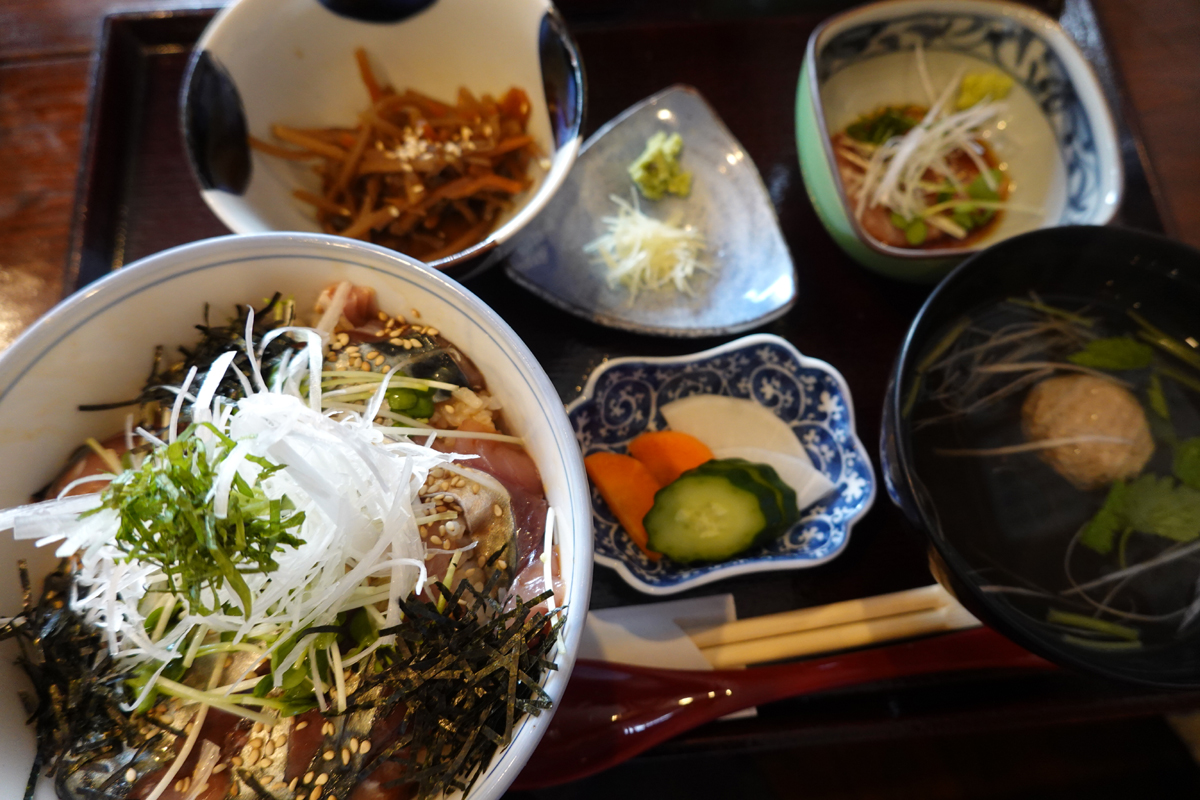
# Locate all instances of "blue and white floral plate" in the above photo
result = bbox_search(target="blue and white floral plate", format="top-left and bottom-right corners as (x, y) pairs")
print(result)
(567, 334), (875, 595)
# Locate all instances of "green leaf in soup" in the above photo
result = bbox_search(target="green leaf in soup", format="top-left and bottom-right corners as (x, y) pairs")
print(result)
(1046, 608), (1139, 641)
(1148, 372), (1171, 422)
(1080, 480), (1128, 555)
(1175, 438), (1200, 490)
(1067, 336), (1155, 370)
(1123, 474), (1200, 543)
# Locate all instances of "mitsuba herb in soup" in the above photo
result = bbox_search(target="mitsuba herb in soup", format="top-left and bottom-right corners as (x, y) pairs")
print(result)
(907, 295), (1200, 652)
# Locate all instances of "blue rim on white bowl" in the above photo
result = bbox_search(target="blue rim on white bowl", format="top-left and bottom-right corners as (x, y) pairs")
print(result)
(566, 334), (876, 595)
(0, 232), (593, 800)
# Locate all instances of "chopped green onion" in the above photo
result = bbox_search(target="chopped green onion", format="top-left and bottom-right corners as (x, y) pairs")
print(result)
(1047, 609), (1139, 641)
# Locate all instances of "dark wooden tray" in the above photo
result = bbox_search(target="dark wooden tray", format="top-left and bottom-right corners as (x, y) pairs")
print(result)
(65, 0), (1197, 764)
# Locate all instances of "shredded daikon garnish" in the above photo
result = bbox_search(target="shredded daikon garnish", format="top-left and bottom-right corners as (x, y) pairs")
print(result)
(866, 72), (1005, 221)
(1, 311), (465, 711)
(839, 53), (1042, 247)
(584, 192), (708, 300)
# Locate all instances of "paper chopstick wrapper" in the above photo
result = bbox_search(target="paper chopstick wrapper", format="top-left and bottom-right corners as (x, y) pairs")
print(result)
(578, 594), (756, 720)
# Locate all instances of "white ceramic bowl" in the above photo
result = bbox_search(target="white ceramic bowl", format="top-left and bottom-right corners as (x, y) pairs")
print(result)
(181, 0), (585, 279)
(796, 0), (1123, 282)
(0, 233), (592, 800)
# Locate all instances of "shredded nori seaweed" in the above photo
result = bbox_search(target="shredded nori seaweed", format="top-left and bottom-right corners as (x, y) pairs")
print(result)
(78, 293), (300, 414)
(0, 562), (171, 799)
(3, 556), (565, 800)
(338, 562), (564, 800)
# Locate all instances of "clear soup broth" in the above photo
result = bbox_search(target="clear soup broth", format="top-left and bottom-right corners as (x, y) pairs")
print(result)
(909, 296), (1200, 651)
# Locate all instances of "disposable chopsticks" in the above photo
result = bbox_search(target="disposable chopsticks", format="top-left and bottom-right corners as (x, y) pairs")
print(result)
(686, 584), (981, 669)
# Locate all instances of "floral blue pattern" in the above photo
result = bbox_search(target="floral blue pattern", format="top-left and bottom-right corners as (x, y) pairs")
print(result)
(567, 334), (875, 594)
(817, 11), (1102, 222)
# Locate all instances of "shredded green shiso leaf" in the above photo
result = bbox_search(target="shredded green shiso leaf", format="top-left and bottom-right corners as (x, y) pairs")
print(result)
(846, 105), (919, 146)
(86, 425), (305, 616)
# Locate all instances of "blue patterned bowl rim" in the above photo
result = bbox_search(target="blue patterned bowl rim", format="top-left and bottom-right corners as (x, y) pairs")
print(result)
(803, 0), (1123, 261)
(566, 333), (877, 595)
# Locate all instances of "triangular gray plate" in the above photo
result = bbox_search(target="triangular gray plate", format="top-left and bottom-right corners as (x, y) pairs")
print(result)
(505, 85), (796, 337)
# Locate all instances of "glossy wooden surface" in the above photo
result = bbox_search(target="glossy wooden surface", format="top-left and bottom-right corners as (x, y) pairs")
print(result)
(1, 0), (1200, 761)
(514, 628), (1054, 788)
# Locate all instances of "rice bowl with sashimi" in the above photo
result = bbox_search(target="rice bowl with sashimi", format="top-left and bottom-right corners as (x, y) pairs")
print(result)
(0, 234), (590, 800)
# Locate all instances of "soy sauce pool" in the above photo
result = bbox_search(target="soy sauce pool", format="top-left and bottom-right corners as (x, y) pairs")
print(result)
(908, 296), (1200, 650)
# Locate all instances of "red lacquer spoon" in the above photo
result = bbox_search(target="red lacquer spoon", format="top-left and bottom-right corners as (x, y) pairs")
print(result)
(513, 627), (1053, 789)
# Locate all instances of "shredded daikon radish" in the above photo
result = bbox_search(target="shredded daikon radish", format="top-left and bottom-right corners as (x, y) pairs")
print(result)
(182, 740), (222, 800)
(314, 280), (351, 338)
(143, 656), (225, 800)
(0, 310), (474, 709)
(584, 192), (708, 300)
(542, 506), (557, 615)
(840, 51), (1045, 244)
